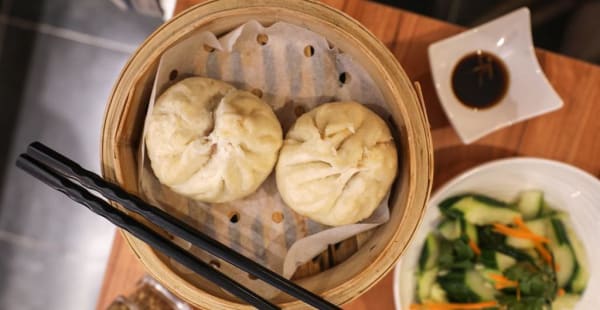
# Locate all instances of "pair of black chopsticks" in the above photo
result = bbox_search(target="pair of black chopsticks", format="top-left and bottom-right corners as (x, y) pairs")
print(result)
(16, 142), (339, 310)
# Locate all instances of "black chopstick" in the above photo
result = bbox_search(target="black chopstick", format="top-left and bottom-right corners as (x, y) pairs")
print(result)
(16, 154), (279, 310)
(25, 142), (340, 310)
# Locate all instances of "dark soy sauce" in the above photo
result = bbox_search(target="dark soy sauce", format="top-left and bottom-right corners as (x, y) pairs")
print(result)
(451, 50), (509, 109)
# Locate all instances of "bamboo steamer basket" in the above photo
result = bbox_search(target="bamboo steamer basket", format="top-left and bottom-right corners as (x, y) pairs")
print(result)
(101, 0), (433, 308)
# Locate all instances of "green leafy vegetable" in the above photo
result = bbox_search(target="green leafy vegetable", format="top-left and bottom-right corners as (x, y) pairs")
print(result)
(504, 262), (557, 299)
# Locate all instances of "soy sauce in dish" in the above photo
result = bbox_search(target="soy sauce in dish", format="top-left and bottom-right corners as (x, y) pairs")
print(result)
(451, 50), (509, 109)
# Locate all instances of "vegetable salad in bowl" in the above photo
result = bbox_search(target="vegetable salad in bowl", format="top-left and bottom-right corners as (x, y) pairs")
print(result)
(394, 158), (600, 310)
(413, 191), (588, 309)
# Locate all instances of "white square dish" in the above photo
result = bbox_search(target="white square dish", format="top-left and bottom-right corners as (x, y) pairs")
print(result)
(428, 8), (563, 144)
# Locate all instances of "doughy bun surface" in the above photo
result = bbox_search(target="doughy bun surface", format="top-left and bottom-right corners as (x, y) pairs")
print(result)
(276, 101), (398, 226)
(146, 77), (283, 203)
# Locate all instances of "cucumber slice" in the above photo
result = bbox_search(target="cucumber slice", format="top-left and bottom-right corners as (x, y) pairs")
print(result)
(539, 202), (557, 217)
(465, 221), (478, 244)
(517, 190), (544, 219)
(480, 249), (516, 271)
(419, 233), (439, 271)
(448, 196), (520, 225)
(568, 238), (589, 293)
(552, 294), (581, 309)
(549, 218), (570, 245)
(438, 194), (471, 213)
(438, 270), (496, 303)
(438, 219), (461, 240)
(429, 283), (447, 302)
(471, 194), (508, 207)
(546, 217), (577, 288)
(523, 248), (540, 261)
(545, 215), (588, 292)
(417, 267), (438, 302)
(552, 244), (576, 288)
(506, 237), (533, 249)
(569, 265), (587, 294)
(466, 270), (496, 301)
(496, 252), (517, 271)
(562, 218), (589, 293)
(506, 218), (548, 249)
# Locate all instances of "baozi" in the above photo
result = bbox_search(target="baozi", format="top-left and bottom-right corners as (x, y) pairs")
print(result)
(146, 77), (283, 203)
(276, 101), (398, 226)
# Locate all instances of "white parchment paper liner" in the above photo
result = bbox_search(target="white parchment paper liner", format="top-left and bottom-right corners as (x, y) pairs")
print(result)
(138, 20), (396, 298)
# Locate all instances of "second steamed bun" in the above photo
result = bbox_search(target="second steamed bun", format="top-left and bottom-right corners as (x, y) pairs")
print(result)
(276, 102), (398, 226)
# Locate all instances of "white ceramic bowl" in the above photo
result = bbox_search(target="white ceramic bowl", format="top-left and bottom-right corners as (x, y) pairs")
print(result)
(393, 158), (600, 309)
(428, 8), (563, 144)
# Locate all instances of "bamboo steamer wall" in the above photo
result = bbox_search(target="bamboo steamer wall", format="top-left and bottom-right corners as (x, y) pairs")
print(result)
(101, 0), (433, 308)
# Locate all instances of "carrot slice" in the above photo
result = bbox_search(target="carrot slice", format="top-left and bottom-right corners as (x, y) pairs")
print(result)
(534, 242), (559, 270)
(514, 217), (527, 229)
(427, 301), (498, 310)
(410, 301), (498, 310)
(468, 239), (481, 256)
(490, 274), (519, 290)
(492, 223), (550, 243)
(489, 274), (514, 283)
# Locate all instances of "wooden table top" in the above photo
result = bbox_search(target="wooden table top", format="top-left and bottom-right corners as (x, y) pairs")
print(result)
(96, 0), (600, 309)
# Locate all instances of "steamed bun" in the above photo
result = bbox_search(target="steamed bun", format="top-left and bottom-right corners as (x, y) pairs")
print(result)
(276, 102), (398, 226)
(146, 77), (283, 203)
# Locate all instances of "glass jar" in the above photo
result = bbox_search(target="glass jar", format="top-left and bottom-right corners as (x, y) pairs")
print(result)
(107, 276), (191, 310)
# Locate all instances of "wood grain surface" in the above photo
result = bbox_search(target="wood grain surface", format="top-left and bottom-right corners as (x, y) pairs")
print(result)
(96, 0), (600, 309)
